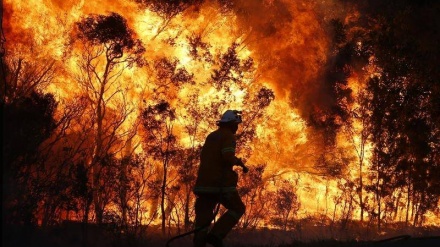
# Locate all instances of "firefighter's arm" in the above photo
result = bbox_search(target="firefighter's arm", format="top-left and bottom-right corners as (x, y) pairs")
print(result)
(221, 134), (248, 173)
(222, 152), (249, 173)
(221, 151), (238, 166)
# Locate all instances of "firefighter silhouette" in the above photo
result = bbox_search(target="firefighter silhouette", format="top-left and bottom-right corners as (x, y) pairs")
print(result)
(193, 110), (248, 247)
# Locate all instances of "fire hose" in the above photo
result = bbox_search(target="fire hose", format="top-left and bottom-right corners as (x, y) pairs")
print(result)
(165, 163), (248, 247)
(165, 202), (221, 247)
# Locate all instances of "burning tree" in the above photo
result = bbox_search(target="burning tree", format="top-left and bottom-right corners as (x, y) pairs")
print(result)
(140, 101), (179, 234)
(237, 163), (270, 229)
(341, 0), (440, 228)
(270, 178), (301, 231)
(73, 12), (145, 224)
(135, 0), (203, 39)
(3, 2), (440, 245)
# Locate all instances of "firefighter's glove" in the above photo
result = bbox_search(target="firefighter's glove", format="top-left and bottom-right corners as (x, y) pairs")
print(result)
(242, 165), (249, 174)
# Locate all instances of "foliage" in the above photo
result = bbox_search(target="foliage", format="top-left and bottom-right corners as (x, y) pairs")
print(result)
(135, 0), (203, 18)
(238, 163), (269, 229)
(77, 12), (145, 66)
(3, 76), (57, 226)
(3, 1), (440, 241)
(270, 179), (300, 230)
(332, 0), (440, 227)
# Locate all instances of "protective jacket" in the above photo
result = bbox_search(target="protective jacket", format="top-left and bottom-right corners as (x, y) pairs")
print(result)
(193, 127), (238, 194)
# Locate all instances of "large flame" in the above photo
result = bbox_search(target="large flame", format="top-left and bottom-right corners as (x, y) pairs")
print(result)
(4, 0), (439, 227)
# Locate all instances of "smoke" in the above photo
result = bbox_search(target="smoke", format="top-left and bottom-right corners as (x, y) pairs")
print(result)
(226, 0), (351, 126)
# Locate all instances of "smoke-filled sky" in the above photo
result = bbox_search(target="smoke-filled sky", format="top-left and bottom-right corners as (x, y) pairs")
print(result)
(224, 0), (340, 115)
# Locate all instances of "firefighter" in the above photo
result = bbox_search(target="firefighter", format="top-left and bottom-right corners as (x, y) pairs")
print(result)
(193, 110), (248, 247)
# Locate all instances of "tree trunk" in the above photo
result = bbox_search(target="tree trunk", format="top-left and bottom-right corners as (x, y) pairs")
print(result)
(376, 179), (381, 231)
(161, 158), (168, 235)
(405, 181), (411, 226)
(359, 158), (364, 222)
(184, 188), (191, 229)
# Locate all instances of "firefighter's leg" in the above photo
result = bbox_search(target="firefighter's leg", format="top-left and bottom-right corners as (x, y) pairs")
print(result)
(193, 194), (218, 247)
(209, 191), (245, 239)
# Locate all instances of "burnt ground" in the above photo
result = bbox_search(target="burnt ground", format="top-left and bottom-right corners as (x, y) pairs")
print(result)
(2, 222), (440, 247)
(161, 234), (440, 247)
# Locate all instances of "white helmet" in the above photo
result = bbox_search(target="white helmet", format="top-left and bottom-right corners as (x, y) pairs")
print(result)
(217, 110), (242, 124)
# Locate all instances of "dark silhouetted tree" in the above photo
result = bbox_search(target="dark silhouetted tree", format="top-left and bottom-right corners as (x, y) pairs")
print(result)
(1, 60), (59, 247)
(270, 178), (300, 231)
(352, 0), (440, 227)
(135, 0), (203, 39)
(140, 101), (178, 234)
(74, 12), (145, 224)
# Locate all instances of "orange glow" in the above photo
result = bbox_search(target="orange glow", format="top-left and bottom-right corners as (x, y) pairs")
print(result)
(4, 0), (439, 228)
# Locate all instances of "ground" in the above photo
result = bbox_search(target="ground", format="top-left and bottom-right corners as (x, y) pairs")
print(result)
(3, 222), (440, 247)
